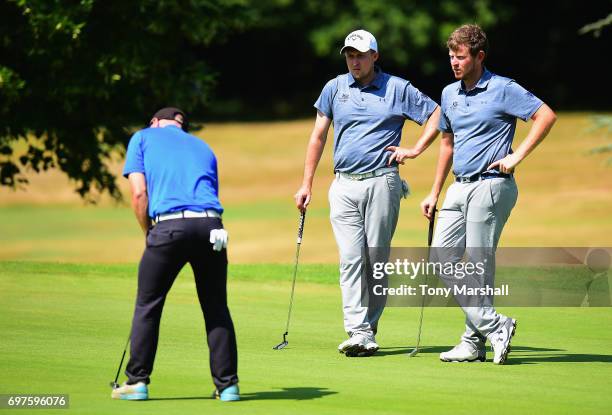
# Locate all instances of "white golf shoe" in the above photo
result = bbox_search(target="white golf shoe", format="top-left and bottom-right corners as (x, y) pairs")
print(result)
(338, 333), (379, 357)
(362, 334), (379, 356)
(440, 342), (486, 362)
(489, 318), (517, 365)
(111, 381), (148, 400)
(338, 333), (366, 356)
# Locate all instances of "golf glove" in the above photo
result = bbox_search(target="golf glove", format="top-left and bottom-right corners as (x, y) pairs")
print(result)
(401, 179), (410, 199)
(209, 229), (228, 252)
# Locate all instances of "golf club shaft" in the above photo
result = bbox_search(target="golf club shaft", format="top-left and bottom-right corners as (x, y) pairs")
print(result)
(112, 335), (130, 386)
(283, 210), (306, 334)
(413, 208), (436, 353)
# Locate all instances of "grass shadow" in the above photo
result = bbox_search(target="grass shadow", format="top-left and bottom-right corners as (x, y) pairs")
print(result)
(374, 345), (612, 365)
(375, 345), (565, 356)
(147, 396), (211, 401)
(242, 387), (337, 401)
(507, 352), (612, 365)
(148, 387), (337, 402)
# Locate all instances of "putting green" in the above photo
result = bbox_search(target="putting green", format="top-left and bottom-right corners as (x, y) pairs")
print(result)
(1, 261), (610, 414)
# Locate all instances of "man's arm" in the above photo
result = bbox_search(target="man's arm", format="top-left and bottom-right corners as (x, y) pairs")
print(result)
(421, 132), (454, 219)
(488, 104), (557, 173)
(128, 172), (151, 234)
(386, 106), (441, 165)
(294, 111), (332, 211)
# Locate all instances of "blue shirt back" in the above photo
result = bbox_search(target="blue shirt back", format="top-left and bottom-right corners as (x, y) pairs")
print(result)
(315, 68), (438, 173)
(439, 68), (543, 177)
(123, 125), (223, 218)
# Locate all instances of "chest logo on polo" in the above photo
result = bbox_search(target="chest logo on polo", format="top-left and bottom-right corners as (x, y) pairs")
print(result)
(451, 101), (458, 109)
(338, 93), (349, 103)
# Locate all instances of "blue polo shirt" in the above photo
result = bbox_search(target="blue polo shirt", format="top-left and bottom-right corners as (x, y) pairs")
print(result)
(439, 68), (543, 177)
(315, 68), (438, 173)
(123, 125), (223, 218)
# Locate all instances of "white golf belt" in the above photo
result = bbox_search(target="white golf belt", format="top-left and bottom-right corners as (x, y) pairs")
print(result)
(155, 210), (221, 222)
(336, 166), (398, 181)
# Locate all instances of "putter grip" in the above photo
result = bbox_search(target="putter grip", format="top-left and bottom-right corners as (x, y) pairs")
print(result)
(297, 211), (306, 244)
(427, 208), (436, 247)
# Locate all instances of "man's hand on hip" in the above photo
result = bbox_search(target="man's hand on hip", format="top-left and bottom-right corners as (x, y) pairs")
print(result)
(385, 146), (420, 166)
(487, 153), (521, 174)
(210, 229), (228, 252)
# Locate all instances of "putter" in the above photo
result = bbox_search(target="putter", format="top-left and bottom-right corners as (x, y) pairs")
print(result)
(408, 207), (437, 357)
(109, 334), (130, 389)
(273, 210), (306, 350)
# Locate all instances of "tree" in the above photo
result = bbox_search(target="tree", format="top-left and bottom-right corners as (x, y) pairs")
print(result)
(0, 0), (509, 198)
(0, 0), (255, 200)
(304, 0), (505, 74)
(202, 0), (508, 120)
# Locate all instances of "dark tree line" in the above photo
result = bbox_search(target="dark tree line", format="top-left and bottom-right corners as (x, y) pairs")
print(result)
(1, 0), (609, 199)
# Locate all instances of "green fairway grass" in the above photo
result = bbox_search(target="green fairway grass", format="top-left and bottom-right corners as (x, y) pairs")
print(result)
(1, 262), (611, 414)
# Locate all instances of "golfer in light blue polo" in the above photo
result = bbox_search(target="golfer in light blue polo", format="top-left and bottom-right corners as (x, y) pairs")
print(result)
(294, 29), (440, 357)
(419, 24), (557, 364)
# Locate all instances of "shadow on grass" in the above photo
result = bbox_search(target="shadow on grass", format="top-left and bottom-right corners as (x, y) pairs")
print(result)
(241, 387), (337, 401)
(374, 345), (612, 364)
(375, 345), (564, 356)
(148, 387), (337, 402)
(148, 396), (212, 401)
(507, 352), (612, 365)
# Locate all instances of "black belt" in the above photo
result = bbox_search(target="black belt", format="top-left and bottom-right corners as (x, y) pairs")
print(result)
(455, 172), (512, 183)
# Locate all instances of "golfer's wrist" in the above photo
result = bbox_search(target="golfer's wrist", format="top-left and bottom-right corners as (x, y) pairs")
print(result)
(412, 143), (426, 156)
(512, 150), (526, 164)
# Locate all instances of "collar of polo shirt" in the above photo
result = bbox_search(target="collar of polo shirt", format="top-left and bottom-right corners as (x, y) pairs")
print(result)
(458, 67), (493, 92)
(347, 66), (385, 89)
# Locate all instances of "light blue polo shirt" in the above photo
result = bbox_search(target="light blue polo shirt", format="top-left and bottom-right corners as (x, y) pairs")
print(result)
(315, 68), (438, 173)
(439, 68), (543, 177)
(123, 125), (223, 218)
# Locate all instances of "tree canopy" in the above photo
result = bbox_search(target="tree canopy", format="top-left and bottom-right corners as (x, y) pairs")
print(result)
(1, 0), (607, 199)
(0, 0), (256, 199)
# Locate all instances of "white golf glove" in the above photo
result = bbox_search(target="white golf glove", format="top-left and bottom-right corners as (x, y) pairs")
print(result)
(209, 229), (228, 252)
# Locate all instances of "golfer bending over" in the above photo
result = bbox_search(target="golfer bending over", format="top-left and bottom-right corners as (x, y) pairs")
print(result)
(112, 107), (239, 401)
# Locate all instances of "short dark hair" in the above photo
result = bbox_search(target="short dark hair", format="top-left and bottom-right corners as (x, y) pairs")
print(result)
(447, 24), (488, 57)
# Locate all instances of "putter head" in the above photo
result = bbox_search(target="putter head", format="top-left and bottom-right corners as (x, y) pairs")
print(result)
(110, 381), (120, 389)
(408, 348), (419, 357)
(273, 340), (288, 350)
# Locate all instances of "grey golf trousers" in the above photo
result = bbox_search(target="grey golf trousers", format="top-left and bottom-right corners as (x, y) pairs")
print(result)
(433, 177), (518, 349)
(329, 170), (403, 336)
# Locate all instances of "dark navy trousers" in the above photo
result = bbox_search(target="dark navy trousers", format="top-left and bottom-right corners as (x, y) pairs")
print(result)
(125, 217), (238, 391)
